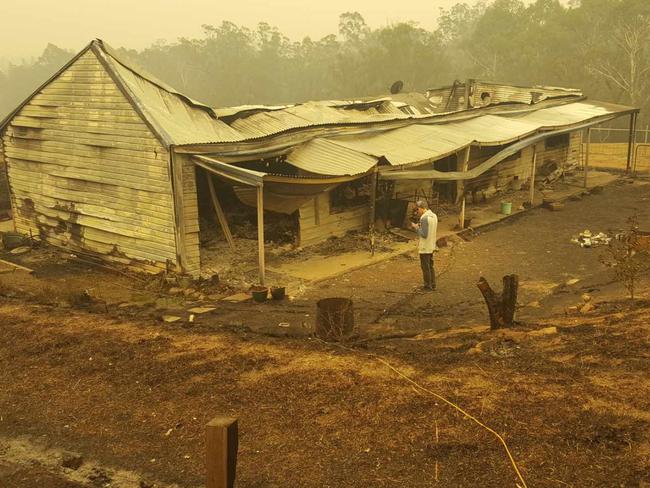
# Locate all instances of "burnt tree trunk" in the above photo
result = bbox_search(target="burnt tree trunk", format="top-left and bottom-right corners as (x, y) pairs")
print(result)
(477, 275), (519, 329)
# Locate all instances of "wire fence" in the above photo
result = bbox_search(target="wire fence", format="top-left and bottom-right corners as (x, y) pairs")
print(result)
(583, 128), (650, 173)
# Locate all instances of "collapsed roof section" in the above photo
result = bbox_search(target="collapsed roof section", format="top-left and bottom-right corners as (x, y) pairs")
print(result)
(285, 100), (633, 177)
(0, 39), (639, 174)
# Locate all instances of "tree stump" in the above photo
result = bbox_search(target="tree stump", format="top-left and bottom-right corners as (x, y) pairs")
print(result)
(315, 298), (354, 341)
(477, 275), (519, 329)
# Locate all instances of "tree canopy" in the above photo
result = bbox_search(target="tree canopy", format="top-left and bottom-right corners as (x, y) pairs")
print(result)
(1, 0), (649, 126)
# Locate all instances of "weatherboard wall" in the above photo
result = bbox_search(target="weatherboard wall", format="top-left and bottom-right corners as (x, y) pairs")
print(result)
(1, 50), (178, 272)
(298, 192), (370, 247)
(0, 143), (10, 211)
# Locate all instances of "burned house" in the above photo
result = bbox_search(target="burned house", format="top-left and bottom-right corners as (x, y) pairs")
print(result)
(0, 40), (640, 281)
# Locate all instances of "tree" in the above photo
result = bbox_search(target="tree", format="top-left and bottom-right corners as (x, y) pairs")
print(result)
(587, 13), (650, 107)
(338, 12), (369, 42)
(601, 215), (650, 301)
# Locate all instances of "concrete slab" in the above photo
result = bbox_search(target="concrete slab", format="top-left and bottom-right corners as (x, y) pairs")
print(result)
(222, 293), (251, 303)
(268, 171), (622, 284)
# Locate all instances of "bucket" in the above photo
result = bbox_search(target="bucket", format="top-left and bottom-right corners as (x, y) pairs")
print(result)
(315, 298), (354, 341)
(270, 286), (286, 300)
(251, 286), (268, 303)
(500, 201), (512, 215)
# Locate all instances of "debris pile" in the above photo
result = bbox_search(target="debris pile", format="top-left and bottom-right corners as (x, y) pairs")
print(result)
(570, 230), (611, 248)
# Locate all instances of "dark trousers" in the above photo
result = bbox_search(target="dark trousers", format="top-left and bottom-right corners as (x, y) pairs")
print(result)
(419, 253), (435, 289)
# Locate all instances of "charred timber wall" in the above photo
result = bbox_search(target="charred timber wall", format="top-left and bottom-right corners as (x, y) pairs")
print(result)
(175, 153), (201, 276)
(465, 131), (581, 200)
(0, 143), (10, 211)
(1, 50), (178, 273)
(298, 192), (370, 247)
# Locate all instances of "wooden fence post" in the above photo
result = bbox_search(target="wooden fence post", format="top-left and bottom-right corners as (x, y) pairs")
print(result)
(207, 417), (238, 488)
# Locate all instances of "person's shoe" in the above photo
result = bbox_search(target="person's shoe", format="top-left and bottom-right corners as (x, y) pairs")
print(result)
(420, 285), (433, 291)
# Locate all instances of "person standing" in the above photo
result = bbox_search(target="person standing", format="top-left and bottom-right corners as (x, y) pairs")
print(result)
(411, 199), (438, 291)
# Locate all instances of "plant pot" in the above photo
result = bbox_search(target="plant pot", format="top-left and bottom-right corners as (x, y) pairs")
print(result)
(270, 286), (286, 300)
(251, 286), (268, 303)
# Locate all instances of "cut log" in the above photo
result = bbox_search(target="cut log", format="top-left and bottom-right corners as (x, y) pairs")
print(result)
(477, 275), (519, 329)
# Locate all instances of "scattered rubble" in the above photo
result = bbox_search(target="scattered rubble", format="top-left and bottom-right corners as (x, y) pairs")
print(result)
(571, 230), (611, 248)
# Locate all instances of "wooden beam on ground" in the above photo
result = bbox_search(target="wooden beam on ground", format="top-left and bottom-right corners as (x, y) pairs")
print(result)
(0, 258), (33, 274)
(256, 185), (266, 286)
(584, 127), (591, 188)
(206, 417), (238, 488)
(529, 146), (538, 206)
(207, 173), (235, 251)
(457, 146), (471, 229)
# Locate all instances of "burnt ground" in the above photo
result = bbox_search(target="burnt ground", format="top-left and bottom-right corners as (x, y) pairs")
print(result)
(0, 178), (649, 487)
(0, 297), (649, 487)
(2, 179), (649, 340)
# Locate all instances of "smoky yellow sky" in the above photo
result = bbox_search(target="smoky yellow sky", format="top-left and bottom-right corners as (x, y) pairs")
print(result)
(1, 0), (483, 61)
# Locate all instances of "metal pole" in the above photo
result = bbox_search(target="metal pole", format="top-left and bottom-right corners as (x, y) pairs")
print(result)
(529, 146), (537, 206)
(458, 146), (471, 229)
(369, 168), (378, 256)
(256, 185), (265, 286)
(584, 127), (591, 188)
(626, 112), (638, 174)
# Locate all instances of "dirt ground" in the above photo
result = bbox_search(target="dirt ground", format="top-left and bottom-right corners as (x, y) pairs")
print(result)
(1, 178), (650, 487)
(0, 296), (649, 487)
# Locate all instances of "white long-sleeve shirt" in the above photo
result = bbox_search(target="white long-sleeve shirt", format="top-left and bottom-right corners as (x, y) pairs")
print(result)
(417, 209), (438, 254)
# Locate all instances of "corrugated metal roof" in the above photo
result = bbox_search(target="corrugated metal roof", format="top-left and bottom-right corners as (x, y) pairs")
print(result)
(511, 100), (617, 127)
(227, 102), (407, 140)
(331, 124), (473, 167)
(441, 115), (539, 145)
(287, 138), (378, 176)
(281, 100), (633, 176)
(97, 45), (242, 146)
(12, 40), (629, 151)
(88, 42), (639, 150)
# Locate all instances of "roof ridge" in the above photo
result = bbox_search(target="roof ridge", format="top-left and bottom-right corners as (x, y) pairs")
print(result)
(92, 39), (218, 119)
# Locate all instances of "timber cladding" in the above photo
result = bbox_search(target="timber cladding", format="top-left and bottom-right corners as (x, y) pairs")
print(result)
(1, 50), (178, 273)
(0, 143), (10, 211)
(298, 192), (371, 247)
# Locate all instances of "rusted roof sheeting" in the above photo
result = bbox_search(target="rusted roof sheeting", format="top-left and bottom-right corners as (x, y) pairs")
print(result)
(227, 102), (406, 140)
(471, 81), (582, 107)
